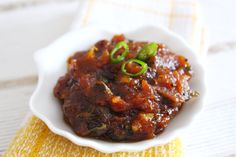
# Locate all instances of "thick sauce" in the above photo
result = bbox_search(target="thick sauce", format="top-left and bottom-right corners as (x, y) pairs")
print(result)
(54, 35), (198, 141)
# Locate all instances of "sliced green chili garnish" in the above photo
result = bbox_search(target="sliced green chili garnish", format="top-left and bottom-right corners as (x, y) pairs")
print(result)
(89, 123), (107, 132)
(121, 59), (148, 77)
(137, 42), (158, 61)
(110, 41), (129, 64)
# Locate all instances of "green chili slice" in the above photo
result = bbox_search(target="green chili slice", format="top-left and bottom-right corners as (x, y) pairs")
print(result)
(137, 42), (158, 61)
(121, 59), (148, 77)
(110, 41), (129, 64)
(89, 123), (107, 133)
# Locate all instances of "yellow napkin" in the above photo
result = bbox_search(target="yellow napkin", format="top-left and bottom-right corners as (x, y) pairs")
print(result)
(3, 0), (206, 156)
(3, 116), (182, 157)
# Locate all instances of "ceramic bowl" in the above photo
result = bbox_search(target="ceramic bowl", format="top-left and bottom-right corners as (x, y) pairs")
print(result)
(30, 26), (206, 153)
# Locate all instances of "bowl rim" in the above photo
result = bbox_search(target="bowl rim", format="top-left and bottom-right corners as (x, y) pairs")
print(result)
(30, 25), (206, 153)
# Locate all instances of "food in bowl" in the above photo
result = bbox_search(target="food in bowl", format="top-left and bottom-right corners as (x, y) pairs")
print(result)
(53, 35), (199, 141)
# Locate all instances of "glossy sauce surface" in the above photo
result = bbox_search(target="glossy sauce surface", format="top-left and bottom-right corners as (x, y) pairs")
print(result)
(54, 35), (197, 141)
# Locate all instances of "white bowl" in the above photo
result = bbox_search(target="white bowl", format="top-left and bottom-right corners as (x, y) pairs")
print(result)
(30, 26), (206, 153)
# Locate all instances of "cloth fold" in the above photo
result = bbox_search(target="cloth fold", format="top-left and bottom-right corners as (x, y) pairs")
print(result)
(3, 0), (206, 156)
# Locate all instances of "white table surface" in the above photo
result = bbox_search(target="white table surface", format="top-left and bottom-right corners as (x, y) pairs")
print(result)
(0, 0), (236, 156)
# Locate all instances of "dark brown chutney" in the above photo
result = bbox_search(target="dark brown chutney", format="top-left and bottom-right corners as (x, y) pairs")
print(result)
(54, 35), (198, 141)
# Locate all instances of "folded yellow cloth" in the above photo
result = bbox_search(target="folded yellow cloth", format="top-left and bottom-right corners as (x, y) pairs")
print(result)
(3, 0), (206, 156)
(3, 116), (182, 157)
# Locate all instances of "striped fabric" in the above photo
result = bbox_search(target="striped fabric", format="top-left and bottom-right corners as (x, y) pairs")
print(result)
(72, 0), (206, 57)
(3, 0), (205, 156)
(3, 116), (182, 157)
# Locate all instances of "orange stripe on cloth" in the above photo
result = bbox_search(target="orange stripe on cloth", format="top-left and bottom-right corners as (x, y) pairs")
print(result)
(82, 0), (95, 26)
(3, 116), (182, 157)
(199, 27), (206, 55)
(168, 0), (175, 29)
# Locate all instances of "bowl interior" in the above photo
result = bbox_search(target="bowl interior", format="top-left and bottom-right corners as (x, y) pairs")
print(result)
(30, 26), (205, 153)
